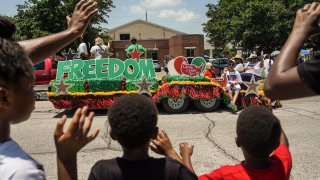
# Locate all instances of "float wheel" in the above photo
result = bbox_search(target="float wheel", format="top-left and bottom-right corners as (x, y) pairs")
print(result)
(162, 97), (189, 113)
(194, 98), (220, 112)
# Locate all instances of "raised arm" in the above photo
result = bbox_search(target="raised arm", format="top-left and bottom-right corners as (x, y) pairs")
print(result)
(259, 56), (264, 68)
(179, 142), (195, 173)
(54, 106), (99, 180)
(19, 0), (98, 64)
(264, 3), (320, 100)
(151, 130), (183, 164)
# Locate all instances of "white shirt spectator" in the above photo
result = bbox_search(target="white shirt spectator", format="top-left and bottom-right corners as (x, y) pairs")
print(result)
(90, 45), (107, 59)
(264, 58), (274, 71)
(234, 63), (245, 72)
(0, 140), (46, 180)
(244, 62), (265, 77)
(226, 70), (242, 84)
(77, 42), (89, 56)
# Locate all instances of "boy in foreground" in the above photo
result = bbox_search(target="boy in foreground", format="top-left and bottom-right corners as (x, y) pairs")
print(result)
(85, 94), (197, 179)
(54, 94), (197, 179)
(196, 106), (292, 179)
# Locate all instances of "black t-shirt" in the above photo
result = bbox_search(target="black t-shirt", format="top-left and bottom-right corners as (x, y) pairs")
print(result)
(88, 157), (197, 180)
(297, 55), (320, 94)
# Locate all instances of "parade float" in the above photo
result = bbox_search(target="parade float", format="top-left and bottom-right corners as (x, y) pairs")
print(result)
(48, 53), (268, 113)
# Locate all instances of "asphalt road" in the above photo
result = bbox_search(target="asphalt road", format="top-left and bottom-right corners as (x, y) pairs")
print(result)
(10, 95), (320, 179)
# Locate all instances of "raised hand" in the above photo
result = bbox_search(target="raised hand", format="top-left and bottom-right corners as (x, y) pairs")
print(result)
(293, 2), (320, 36)
(54, 106), (100, 159)
(151, 130), (175, 156)
(179, 142), (194, 159)
(179, 142), (195, 173)
(67, 0), (99, 37)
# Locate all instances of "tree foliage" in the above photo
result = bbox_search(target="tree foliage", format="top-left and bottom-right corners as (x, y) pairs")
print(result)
(14, 0), (114, 49)
(204, 0), (320, 55)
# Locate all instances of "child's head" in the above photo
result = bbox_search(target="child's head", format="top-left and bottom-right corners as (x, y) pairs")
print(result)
(236, 106), (281, 158)
(0, 38), (35, 124)
(108, 94), (158, 149)
(205, 62), (212, 70)
(0, 16), (16, 40)
(228, 60), (235, 71)
(95, 37), (103, 46)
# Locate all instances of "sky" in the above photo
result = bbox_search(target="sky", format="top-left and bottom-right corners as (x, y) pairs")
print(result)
(0, 0), (217, 34)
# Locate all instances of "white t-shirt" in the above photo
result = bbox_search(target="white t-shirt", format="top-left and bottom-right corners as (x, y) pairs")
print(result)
(244, 62), (264, 77)
(77, 42), (89, 56)
(226, 71), (242, 84)
(234, 63), (245, 72)
(264, 59), (274, 71)
(90, 45), (107, 59)
(0, 140), (46, 180)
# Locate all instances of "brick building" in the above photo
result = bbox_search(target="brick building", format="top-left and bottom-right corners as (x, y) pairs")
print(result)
(106, 19), (204, 64)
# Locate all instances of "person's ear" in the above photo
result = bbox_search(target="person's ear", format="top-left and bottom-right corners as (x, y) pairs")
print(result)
(0, 87), (10, 108)
(151, 127), (159, 139)
(235, 137), (241, 147)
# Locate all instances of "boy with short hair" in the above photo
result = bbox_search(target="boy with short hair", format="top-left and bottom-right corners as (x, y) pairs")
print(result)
(87, 94), (197, 180)
(195, 106), (292, 180)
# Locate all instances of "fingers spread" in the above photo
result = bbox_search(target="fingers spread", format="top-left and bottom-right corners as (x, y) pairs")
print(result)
(151, 139), (160, 146)
(69, 108), (82, 136)
(87, 129), (100, 142)
(75, 0), (86, 11)
(84, 1), (98, 15)
(80, 0), (95, 12)
(78, 106), (88, 133)
(309, 2), (319, 11)
(54, 115), (67, 138)
(83, 111), (95, 136)
(85, 8), (99, 20)
(303, 4), (311, 12)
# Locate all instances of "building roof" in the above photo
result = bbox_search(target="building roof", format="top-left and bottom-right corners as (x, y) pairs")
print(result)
(108, 19), (187, 35)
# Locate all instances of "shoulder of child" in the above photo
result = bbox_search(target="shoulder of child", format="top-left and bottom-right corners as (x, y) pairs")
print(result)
(0, 141), (45, 179)
(89, 159), (120, 179)
(271, 144), (292, 172)
(199, 164), (243, 180)
(165, 157), (197, 180)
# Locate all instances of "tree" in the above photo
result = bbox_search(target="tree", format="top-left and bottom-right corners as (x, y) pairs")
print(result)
(14, 0), (114, 50)
(203, 0), (320, 55)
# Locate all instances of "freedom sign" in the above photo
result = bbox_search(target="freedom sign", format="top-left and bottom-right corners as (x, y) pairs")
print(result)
(56, 58), (157, 80)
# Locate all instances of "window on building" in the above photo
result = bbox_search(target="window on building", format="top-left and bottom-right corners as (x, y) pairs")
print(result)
(120, 34), (130, 40)
(147, 50), (158, 60)
(186, 48), (195, 57)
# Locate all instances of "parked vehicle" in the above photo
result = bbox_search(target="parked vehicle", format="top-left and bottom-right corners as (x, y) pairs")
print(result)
(153, 60), (161, 72)
(211, 58), (229, 76)
(34, 58), (58, 85)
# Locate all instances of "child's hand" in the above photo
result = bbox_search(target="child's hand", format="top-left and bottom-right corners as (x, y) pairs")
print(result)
(292, 3), (320, 37)
(54, 106), (100, 160)
(151, 130), (175, 156)
(179, 142), (194, 158)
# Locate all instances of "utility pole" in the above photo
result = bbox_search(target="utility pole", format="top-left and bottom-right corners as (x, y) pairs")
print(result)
(146, 9), (148, 22)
